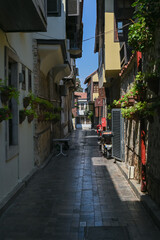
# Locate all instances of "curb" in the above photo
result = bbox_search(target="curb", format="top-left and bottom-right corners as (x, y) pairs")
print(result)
(116, 161), (160, 229)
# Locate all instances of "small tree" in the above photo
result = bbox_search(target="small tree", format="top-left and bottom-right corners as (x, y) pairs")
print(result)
(76, 78), (83, 92)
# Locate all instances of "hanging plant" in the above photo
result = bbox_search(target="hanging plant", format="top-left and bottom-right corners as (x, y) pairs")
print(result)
(128, 0), (160, 52)
(107, 113), (112, 120)
(0, 107), (12, 122)
(25, 109), (37, 123)
(0, 80), (19, 105)
(23, 96), (31, 108)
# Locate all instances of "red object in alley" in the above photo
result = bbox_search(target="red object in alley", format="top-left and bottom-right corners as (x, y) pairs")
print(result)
(137, 51), (142, 70)
(101, 118), (106, 128)
(141, 129), (146, 192)
(97, 124), (102, 134)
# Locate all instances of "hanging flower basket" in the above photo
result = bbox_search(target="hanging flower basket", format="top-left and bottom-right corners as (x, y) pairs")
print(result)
(1, 89), (10, 105)
(27, 114), (34, 123)
(23, 97), (31, 108)
(0, 107), (12, 122)
(0, 84), (19, 105)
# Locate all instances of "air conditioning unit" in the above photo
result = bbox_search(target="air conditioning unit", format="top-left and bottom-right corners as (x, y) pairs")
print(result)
(68, 0), (80, 16)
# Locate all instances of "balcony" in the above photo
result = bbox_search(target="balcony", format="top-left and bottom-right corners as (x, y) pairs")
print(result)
(66, 0), (83, 58)
(0, 0), (47, 32)
(37, 39), (71, 82)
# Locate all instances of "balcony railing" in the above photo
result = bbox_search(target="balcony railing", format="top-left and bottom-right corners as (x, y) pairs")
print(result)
(120, 42), (132, 68)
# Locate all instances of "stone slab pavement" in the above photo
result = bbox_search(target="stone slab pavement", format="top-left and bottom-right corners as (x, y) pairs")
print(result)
(0, 129), (160, 240)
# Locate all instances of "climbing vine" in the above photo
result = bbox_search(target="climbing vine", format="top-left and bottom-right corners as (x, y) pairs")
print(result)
(128, 0), (160, 52)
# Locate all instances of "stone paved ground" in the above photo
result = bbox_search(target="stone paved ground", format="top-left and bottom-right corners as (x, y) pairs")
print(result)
(0, 129), (160, 240)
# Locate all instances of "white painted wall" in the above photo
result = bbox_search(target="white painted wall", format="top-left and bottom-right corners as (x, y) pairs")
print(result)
(0, 30), (34, 203)
(36, 0), (66, 40)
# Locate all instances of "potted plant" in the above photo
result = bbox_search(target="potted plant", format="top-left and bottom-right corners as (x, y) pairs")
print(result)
(0, 107), (12, 122)
(23, 96), (31, 108)
(25, 109), (37, 123)
(107, 113), (112, 120)
(0, 80), (19, 105)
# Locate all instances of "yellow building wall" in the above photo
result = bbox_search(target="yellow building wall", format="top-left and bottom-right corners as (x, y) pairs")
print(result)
(93, 92), (99, 101)
(104, 12), (121, 76)
(92, 72), (99, 100)
(92, 72), (99, 82)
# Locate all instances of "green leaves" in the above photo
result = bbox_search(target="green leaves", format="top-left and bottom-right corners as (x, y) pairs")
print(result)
(128, 0), (160, 52)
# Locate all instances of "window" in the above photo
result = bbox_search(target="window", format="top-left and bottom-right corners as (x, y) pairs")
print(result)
(115, 19), (129, 42)
(8, 58), (18, 146)
(22, 65), (26, 90)
(28, 70), (32, 91)
(81, 103), (84, 110)
(5, 47), (19, 161)
(47, 0), (61, 16)
(117, 21), (123, 36)
(93, 82), (99, 93)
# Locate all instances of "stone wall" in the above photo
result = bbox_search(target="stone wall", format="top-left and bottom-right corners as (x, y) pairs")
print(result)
(33, 40), (62, 166)
(33, 40), (52, 166)
(143, 24), (160, 206)
(121, 55), (141, 181)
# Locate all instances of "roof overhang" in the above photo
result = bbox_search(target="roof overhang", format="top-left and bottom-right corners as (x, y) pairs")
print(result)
(37, 40), (70, 79)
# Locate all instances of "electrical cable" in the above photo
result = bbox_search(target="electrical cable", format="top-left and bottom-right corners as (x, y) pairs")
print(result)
(35, 21), (132, 44)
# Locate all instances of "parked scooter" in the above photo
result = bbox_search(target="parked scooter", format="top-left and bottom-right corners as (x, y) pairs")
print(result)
(101, 130), (114, 159)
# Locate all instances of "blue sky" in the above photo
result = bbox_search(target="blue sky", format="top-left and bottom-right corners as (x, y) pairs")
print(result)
(76, 0), (98, 90)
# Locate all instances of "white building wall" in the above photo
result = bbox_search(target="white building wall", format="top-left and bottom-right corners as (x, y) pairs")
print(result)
(36, 0), (66, 40)
(0, 30), (34, 203)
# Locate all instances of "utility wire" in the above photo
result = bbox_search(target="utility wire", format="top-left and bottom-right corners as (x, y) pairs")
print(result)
(35, 21), (132, 44)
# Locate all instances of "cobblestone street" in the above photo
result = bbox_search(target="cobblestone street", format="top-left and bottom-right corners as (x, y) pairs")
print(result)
(0, 129), (160, 240)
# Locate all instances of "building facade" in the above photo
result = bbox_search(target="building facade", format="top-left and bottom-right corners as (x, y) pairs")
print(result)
(0, 0), (84, 206)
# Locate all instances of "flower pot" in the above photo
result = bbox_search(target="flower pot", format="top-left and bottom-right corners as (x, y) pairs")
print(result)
(115, 103), (121, 108)
(1, 91), (10, 105)
(134, 95), (140, 102)
(27, 114), (34, 123)
(23, 97), (31, 108)
(128, 96), (135, 106)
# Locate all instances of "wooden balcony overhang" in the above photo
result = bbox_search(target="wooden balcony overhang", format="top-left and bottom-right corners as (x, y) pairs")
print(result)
(37, 39), (70, 79)
(0, 0), (47, 32)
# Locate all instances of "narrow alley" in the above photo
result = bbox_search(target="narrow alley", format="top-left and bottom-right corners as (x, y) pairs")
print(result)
(0, 129), (160, 240)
